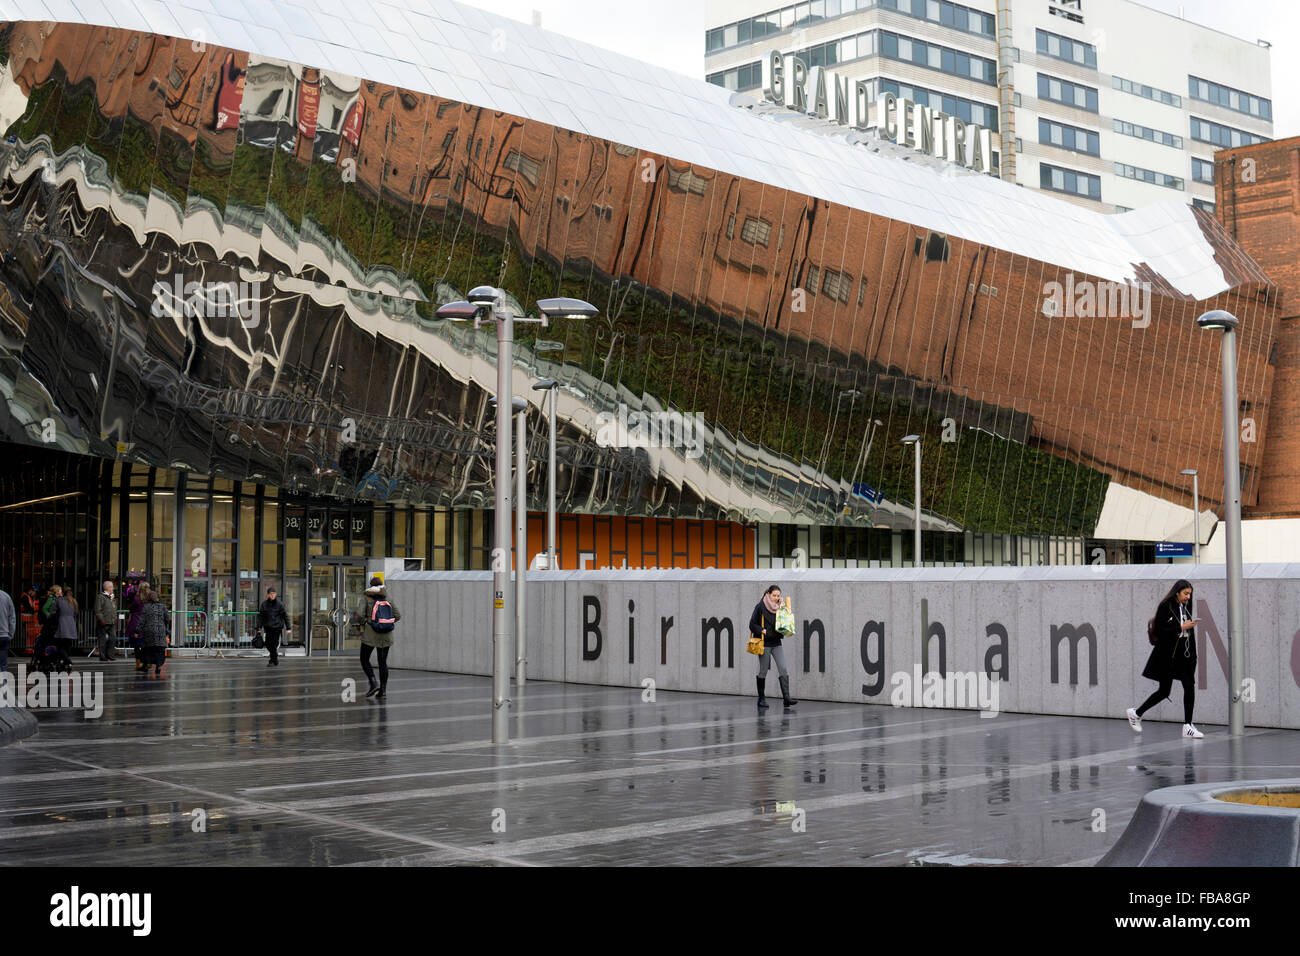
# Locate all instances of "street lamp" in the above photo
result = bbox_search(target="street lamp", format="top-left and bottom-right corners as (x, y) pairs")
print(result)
(437, 287), (597, 744)
(849, 417), (886, 493)
(490, 395), (529, 691)
(901, 435), (921, 567)
(533, 379), (559, 571)
(1196, 308), (1244, 737)
(1180, 468), (1200, 564)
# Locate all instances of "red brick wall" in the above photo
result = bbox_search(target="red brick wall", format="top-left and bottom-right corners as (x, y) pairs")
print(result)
(1218, 138), (1300, 516)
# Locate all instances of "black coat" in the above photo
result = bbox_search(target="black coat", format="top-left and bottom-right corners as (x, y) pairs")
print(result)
(258, 598), (289, 631)
(749, 600), (782, 647)
(1142, 597), (1197, 682)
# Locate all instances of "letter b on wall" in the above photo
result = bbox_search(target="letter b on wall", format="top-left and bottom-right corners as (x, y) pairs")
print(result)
(583, 596), (602, 661)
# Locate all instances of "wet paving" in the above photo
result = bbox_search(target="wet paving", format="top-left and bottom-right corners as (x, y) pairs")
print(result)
(3, 658), (1298, 866)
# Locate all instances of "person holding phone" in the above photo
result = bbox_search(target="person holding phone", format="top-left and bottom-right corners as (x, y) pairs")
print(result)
(1127, 579), (1202, 738)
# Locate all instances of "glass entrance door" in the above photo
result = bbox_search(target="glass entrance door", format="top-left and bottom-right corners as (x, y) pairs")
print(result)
(306, 558), (368, 655)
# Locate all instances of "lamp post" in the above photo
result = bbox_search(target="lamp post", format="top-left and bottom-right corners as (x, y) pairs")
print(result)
(533, 379), (559, 570)
(1180, 468), (1200, 564)
(437, 288), (597, 744)
(1196, 309), (1244, 737)
(491, 395), (530, 691)
(901, 435), (921, 567)
(849, 417), (886, 493)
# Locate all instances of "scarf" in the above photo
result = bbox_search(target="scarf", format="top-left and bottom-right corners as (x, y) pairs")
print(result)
(764, 592), (781, 613)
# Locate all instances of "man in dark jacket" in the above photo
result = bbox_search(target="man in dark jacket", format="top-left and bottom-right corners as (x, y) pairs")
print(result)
(258, 587), (290, 667)
(94, 580), (118, 661)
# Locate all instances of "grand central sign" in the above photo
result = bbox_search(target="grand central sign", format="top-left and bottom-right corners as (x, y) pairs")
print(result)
(760, 50), (996, 176)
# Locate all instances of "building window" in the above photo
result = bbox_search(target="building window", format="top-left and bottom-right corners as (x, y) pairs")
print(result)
(1190, 116), (1269, 149)
(502, 150), (541, 187)
(1114, 162), (1184, 191)
(1192, 197), (1216, 213)
(1191, 157), (1215, 184)
(706, 61), (762, 91)
(1037, 73), (1098, 112)
(821, 268), (851, 303)
(740, 216), (771, 246)
(1112, 118), (1182, 149)
(1188, 75), (1272, 121)
(1038, 117), (1099, 155)
(667, 166), (708, 195)
(706, 0), (995, 55)
(878, 30), (997, 85)
(1040, 162), (1101, 199)
(1112, 75), (1181, 108)
(1048, 0), (1084, 24)
(1035, 29), (1097, 69)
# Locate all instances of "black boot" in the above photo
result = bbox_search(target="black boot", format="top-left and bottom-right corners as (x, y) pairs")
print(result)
(779, 676), (798, 706)
(756, 676), (769, 709)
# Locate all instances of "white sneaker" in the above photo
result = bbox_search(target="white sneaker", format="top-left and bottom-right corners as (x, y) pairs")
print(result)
(1126, 708), (1142, 732)
(1182, 723), (1204, 739)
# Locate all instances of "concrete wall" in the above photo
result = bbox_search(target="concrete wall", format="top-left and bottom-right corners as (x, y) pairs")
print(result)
(385, 565), (1300, 729)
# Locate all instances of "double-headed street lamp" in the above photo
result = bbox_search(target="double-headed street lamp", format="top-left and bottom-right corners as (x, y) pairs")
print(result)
(437, 287), (597, 744)
(901, 434), (922, 567)
(1196, 309), (1245, 737)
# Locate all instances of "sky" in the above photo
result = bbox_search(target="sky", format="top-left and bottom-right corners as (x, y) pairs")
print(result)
(457, 0), (1300, 139)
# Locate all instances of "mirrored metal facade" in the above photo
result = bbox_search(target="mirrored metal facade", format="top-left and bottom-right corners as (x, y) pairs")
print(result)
(0, 3), (1280, 565)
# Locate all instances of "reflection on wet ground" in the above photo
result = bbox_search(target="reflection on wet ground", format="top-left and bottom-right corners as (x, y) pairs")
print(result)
(3, 659), (1297, 866)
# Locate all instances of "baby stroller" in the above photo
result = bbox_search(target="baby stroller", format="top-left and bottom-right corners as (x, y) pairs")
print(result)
(30, 636), (73, 676)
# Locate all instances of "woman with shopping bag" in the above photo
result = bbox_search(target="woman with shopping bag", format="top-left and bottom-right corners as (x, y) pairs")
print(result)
(747, 584), (797, 709)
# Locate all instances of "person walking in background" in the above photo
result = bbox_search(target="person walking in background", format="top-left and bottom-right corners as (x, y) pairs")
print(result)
(37, 585), (58, 649)
(53, 584), (78, 672)
(257, 586), (290, 667)
(94, 580), (118, 661)
(1127, 579), (1202, 738)
(0, 586), (14, 674)
(20, 586), (37, 656)
(138, 588), (170, 680)
(360, 576), (399, 699)
(749, 584), (797, 709)
(124, 577), (146, 671)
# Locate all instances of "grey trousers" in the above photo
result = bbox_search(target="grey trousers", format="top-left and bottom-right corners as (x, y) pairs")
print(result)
(757, 643), (789, 679)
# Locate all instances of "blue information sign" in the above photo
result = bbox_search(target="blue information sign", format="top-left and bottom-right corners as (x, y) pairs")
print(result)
(1155, 542), (1194, 557)
(851, 482), (884, 504)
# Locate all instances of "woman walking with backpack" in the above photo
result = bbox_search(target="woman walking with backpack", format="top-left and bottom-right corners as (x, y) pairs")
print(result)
(360, 576), (400, 699)
(1126, 579), (1202, 738)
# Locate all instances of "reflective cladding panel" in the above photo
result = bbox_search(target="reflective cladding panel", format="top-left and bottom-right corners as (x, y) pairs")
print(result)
(183, 45), (247, 252)
(260, 58), (314, 279)
(0, 17), (1279, 537)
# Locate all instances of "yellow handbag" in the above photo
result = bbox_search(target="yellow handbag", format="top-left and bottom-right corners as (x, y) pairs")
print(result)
(746, 621), (765, 656)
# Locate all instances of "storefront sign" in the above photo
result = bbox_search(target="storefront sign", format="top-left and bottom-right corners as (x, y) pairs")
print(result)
(760, 50), (995, 175)
(283, 506), (370, 541)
